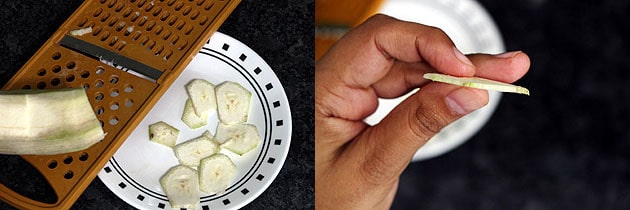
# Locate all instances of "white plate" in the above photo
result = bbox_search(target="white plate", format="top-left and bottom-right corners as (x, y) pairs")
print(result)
(98, 32), (292, 210)
(365, 0), (505, 161)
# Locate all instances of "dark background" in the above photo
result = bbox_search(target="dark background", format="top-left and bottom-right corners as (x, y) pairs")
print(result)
(0, 0), (313, 209)
(393, 0), (630, 209)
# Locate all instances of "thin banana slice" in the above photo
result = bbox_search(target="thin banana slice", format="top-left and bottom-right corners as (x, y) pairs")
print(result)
(198, 153), (237, 194)
(160, 165), (200, 209)
(216, 81), (252, 125)
(185, 79), (217, 117)
(174, 135), (219, 167)
(215, 123), (261, 155)
(148, 121), (179, 148)
(423, 73), (530, 95)
(202, 130), (214, 139)
(181, 98), (208, 129)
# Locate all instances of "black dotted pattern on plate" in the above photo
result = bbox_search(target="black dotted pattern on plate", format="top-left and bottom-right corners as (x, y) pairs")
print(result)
(101, 37), (290, 209)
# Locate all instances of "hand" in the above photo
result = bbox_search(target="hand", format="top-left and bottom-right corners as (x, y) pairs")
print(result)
(315, 14), (530, 209)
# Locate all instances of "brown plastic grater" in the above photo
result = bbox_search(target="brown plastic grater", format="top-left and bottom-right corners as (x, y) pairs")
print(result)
(0, 0), (239, 209)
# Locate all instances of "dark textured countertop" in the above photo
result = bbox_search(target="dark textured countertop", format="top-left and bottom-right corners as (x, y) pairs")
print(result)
(393, 0), (630, 209)
(0, 0), (313, 209)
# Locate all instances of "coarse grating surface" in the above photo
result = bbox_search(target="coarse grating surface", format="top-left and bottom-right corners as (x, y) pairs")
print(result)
(0, 0), (239, 209)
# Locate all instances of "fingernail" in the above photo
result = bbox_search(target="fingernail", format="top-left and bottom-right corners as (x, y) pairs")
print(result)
(445, 88), (486, 115)
(453, 47), (473, 66)
(495, 51), (521, 58)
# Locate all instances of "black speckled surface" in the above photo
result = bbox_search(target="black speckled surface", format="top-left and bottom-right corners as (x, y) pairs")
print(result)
(0, 0), (313, 209)
(392, 0), (630, 209)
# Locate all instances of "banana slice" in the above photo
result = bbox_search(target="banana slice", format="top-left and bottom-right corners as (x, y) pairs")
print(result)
(423, 73), (530, 95)
(181, 98), (208, 129)
(185, 79), (217, 117)
(149, 121), (179, 148)
(174, 135), (219, 167)
(202, 130), (214, 139)
(216, 81), (252, 125)
(159, 165), (200, 209)
(215, 123), (260, 155)
(198, 153), (237, 194)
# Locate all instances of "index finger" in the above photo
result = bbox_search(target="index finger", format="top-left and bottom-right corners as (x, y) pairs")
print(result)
(317, 14), (475, 90)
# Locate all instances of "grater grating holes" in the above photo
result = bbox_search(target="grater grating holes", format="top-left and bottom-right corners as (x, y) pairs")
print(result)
(52, 65), (62, 73)
(92, 26), (102, 36)
(109, 116), (119, 125)
(161, 30), (171, 40)
(122, 7), (133, 17)
(100, 12), (111, 22)
(100, 31), (110, 41)
(160, 11), (170, 21)
(199, 15), (209, 25)
(94, 8), (103, 17)
(107, 17), (118, 27)
(174, 2), (185, 11)
(36, 82), (46, 89)
(124, 98), (134, 107)
(81, 70), (90, 78)
(106, 0), (117, 8)
(152, 7), (163, 16)
(79, 153), (89, 162)
(154, 25), (163, 35)
(51, 78), (61, 87)
(182, 6), (192, 15)
(114, 2), (125, 12)
(167, 15), (177, 26)
(63, 156), (73, 165)
(110, 102), (119, 110)
(95, 92), (104, 101)
(115, 21), (126, 32)
(66, 74), (76, 83)
(66, 61), (76, 69)
(78, 18), (89, 27)
(144, 3), (154, 12)
(47, 160), (58, 169)
(209, 2), (214, 11)
(96, 106), (105, 115)
(169, 35), (179, 45)
(37, 69), (47, 76)
(63, 171), (74, 180)
(110, 89), (119, 97)
(189, 9), (199, 20)
(95, 80), (104, 88)
(145, 20), (155, 31)
(86, 0), (221, 62)
(52, 52), (62, 60)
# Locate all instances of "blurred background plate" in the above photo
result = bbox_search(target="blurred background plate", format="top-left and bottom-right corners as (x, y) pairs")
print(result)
(316, 0), (506, 161)
(372, 0), (505, 161)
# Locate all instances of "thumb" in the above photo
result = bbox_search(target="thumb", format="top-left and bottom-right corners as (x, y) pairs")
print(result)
(347, 83), (488, 183)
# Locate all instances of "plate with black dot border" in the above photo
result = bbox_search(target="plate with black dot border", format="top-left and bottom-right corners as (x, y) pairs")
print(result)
(98, 32), (292, 210)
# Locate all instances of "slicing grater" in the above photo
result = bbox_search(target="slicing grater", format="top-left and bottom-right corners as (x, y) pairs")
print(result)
(0, 0), (239, 209)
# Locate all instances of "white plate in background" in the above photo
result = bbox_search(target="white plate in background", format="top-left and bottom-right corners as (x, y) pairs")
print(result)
(98, 32), (292, 210)
(365, 0), (505, 161)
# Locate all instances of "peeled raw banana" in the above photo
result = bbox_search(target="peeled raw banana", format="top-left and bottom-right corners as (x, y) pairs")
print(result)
(0, 88), (105, 155)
